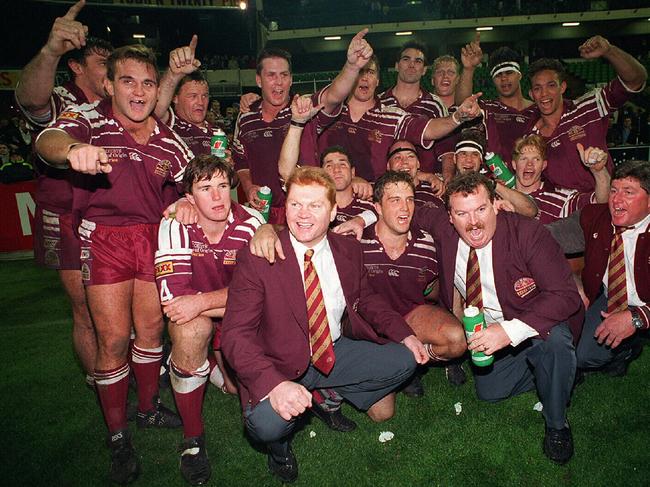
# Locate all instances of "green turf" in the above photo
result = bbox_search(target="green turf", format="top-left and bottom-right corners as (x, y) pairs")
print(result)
(1, 260), (649, 486)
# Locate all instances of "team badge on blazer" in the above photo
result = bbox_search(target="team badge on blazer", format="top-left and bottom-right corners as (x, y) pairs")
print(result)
(514, 277), (537, 298)
(593, 233), (598, 239)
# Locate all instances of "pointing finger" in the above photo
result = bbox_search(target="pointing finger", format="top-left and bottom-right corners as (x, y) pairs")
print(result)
(353, 28), (369, 41)
(189, 34), (198, 53)
(64, 0), (85, 20)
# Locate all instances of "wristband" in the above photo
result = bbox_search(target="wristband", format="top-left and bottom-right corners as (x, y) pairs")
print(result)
(290, 119), (307, 128)
(451, 111), (462, 126)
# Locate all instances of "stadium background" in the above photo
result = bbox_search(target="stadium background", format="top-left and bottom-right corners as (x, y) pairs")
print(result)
(0, 1), (649, 486)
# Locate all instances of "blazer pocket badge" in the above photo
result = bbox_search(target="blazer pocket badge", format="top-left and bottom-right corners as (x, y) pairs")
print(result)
(514, 277), (537, 298)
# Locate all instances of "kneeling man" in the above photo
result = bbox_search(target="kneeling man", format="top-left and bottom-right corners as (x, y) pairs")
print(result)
(221, 167), (427, 483)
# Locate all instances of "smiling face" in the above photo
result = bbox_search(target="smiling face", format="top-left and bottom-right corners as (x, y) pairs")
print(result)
(174, 80), (209, 126)
(375, 181), (415, 236)
(186, 170), (232, 224)
(609, 176), (650, 227)
(353, 61), (379, 103)
(105, 59), (158, 124)
(432, 60), (459, 98)
(286, 183), (336, 248)
(256, 56), (292, 107)
(396, 48), (426, 85)
(72, 50), (110, 101)
(530, 69), (566, 117)
(387, 141), (420, 179)
(448, 184), (498, 249)
(322, 152), (354, 191)
(455, 150), (483, 174)
(493, 69), (521, 98)
(513, 144), (547, 192)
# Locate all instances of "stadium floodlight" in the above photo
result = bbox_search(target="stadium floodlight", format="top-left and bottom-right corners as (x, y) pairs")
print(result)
(324, 36), (342, 41)
(239, 1), (247, 9)
(476, 26), (493, 31)
(395, 31), (413, 36)
(562, 22), (580, 27)
(132, 34), (146, 39)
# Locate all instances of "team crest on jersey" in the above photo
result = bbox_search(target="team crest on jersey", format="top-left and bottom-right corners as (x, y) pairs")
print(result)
(417, 267), (430, 283)
(514, 277), (536, 298)
(567, 125), (586, 142)
(155, 261), (174, 277)
(368, 129), (382, 143)
(44, 250), (60, 267)
(81, 263), (91, 281)
(154, 160), (172, 177)
(59, 111), (79, 120)
(223, 249), (238, 265)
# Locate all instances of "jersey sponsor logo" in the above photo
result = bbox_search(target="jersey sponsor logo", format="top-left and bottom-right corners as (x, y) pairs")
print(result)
(388, 268), (400, 277)
(514, 277), (537, 298)
(80, 249), (90, 260)
(567, 125), (586, 142)
(223, 249), (238, 265)
(516, 116), (526, 124)
(43, 237), (58, 250)
(154, 159), (172, 177)
(155, 261), (174, 277)
(368, 129), (382, 143)
(364, 264), (382, 277)
(81, 262), (91, 282)
(550, 140), (561, 148)
(59, 111), (79, 120)
(192, 241), (209, 256)
(346, 125), (357, 135)
(263, 130), (273, 138)
(44, 249), (60, 267)
(129, 152), (142, 162)
(417, 267), (431, 282)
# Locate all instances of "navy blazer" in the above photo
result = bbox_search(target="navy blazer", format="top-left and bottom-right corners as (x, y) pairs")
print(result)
(415, 206), (584, 342)
(221, 229), (414, 409)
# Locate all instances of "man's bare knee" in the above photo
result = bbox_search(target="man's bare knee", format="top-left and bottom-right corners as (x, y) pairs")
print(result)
(367, 393), (395, 422)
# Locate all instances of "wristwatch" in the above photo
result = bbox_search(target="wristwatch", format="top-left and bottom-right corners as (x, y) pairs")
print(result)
(629, 307), (644, 330)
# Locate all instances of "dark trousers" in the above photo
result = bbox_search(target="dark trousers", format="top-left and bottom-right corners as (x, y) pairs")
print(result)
(473, 322), (576, 430)
(243, 337), (416, 460)
(577, 293), (617, 368)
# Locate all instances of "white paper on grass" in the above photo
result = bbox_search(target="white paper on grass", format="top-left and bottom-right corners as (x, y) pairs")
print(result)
(309, 430), (316, 438)
(378, 431), (394, 443)
(533, 401), (543, 412)
(454, 402), (462, 415)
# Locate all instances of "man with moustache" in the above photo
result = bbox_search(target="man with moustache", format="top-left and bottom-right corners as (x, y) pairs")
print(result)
(35, 45), (192, 484)
(527, 36), (646, 192)
(221, 167), (427, 483)
(379, 41), (448, 174)
(576, 160), (650, 377)
(510, 134), (611, 224)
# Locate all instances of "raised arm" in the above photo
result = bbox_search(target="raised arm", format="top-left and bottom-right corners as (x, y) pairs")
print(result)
(579, 35), (647, 91)
(455, 32), (482, 105)
(278, 94), (323, 180)
(423, 93), (482, 142)
(15, 0), (87, 116)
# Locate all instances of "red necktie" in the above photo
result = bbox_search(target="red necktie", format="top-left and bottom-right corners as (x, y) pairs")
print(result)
(304, 249), (335, 375)
(466, 247), (483, 310)
(607, 227), (628, 314)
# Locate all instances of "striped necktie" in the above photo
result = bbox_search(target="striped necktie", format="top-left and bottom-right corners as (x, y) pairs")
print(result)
(607, 227), (628, 314)
(304, 249), (335, 375)
(466, 247), (483, 310)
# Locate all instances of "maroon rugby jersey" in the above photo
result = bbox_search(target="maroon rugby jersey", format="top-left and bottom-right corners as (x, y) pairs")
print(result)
(332, 197), (376, 227)
(232, 92), (325, 208)
(16, 81), (93, 213)
(361, 223), (438, 316)
(154, 202), (261, 302)
(379, 88), (447, 173)
(40, 98), (194, 226)
(530, 180), (595, 224)
(528, 77), (636, 192)
(317, 98), (432, 182)
(415, 181), (444, 209)
(479, 99), (537, 166)
(167, 108), (215, 156)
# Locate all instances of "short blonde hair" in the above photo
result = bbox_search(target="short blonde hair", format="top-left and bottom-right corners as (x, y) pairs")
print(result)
(512, 134), (547, 162)
(285, 167), (336, 207)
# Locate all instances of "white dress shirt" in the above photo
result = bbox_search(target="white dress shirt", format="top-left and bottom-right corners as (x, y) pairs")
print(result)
(454, 240), (539, 347)
(290, 233), (346, 345)
(601, 213), (650, 307)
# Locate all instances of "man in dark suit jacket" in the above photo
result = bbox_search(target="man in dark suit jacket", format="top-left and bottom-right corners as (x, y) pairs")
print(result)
(221, 167), (427, 484)
(414, 172), (584, 465)
(577, 160), (650, 374)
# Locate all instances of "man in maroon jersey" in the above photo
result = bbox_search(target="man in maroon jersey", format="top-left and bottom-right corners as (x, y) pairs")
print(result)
(511, 134), (610, 224)
(14, 0), (112, 386)
(317, 54), (482, 184)
(455, 35), (537, 165)
(35, 45), (192, 485)
(527, 36), (646, 192)
(155, 156), (261, 485)
(361, 171), (466, 399)
(233, 29), (374, 224)
(379, 41), (448, 174)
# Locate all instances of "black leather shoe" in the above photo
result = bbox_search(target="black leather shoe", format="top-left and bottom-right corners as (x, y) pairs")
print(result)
(402, 374), (425, 398)
(267, 446), (298, 483)
(136, 396), (183, 429)
(445, 362), (467, 387)
(543, 426), (574, 465)
(311, 399), (357, 432)
(602, 340), (643, 377)
(107, 429), (140, 485)
(179, 435), (211, 485)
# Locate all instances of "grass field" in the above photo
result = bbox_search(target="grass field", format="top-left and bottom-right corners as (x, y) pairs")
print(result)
(2, 259), (649, 487)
